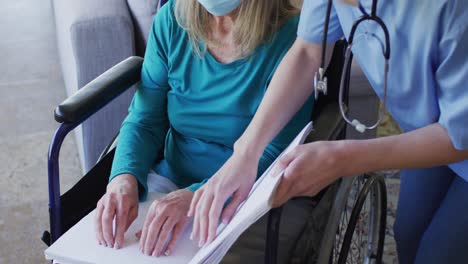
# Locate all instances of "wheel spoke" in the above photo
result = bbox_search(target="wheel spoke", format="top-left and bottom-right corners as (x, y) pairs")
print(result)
(332, 175), (384, 264)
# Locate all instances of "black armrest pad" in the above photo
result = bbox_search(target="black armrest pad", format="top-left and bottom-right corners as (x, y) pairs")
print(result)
(55, 56), (144, 124)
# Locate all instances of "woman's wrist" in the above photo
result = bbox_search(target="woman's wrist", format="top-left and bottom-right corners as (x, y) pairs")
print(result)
(108, 173), (139, 192)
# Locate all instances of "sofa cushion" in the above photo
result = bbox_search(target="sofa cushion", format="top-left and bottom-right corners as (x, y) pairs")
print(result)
(127, 0), (160, 55)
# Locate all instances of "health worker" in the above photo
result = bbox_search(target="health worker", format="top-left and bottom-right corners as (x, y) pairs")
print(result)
(189, 0), (468, 263)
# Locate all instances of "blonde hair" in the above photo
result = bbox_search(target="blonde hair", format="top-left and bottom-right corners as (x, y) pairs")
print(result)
(175, 0), (302, 57)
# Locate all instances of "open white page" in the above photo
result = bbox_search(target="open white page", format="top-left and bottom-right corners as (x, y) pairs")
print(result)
(45, 192), (200, 264)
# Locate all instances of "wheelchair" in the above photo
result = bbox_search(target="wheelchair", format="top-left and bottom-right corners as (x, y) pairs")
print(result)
(42, 32), (387, 263)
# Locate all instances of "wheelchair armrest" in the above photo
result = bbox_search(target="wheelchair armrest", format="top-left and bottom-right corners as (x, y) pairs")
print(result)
(54, 56), (144, 124)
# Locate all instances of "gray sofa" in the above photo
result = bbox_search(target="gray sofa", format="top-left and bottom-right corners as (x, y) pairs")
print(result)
(52, 0), (378, 173)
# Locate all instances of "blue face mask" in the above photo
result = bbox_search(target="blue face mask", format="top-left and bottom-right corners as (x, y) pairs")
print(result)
(197, 0), (241, 16)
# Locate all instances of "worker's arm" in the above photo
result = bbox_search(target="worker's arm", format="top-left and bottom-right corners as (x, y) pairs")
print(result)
(234, 38), (327, 159)
(188, 38), (332, 246)
(272, 123), (468, 207)
(350, 124), (468, 172)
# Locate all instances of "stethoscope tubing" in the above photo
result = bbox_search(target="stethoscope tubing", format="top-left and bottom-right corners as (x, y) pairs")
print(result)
(319, 0), (391, 133)
(348, 14), (391, 60)
(339, 44), (389, 132)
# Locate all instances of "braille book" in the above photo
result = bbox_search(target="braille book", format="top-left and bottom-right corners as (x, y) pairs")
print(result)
(45, 122), (313, 264)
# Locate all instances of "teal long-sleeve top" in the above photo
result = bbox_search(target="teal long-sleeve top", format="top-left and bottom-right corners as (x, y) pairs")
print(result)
(110, 1), (314, 200)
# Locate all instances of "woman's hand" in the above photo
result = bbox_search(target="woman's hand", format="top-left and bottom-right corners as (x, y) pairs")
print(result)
(270, 141), (346, 207)
(188, 151), (259, 247)
(137, 189), (193, 257)
(95, 174), (139, 249)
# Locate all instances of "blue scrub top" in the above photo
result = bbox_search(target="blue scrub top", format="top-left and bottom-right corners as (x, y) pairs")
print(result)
(298, 0), (468, 180)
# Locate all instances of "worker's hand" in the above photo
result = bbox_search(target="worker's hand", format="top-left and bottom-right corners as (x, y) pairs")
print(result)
(271, 141), (345, 207)
(95, 174), (139, 249)
(188, 152), (258, 247)
(136, 189), (193, 257)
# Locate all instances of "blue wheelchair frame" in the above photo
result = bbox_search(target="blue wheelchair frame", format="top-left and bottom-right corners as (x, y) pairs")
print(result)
(46, 57), (143, 243)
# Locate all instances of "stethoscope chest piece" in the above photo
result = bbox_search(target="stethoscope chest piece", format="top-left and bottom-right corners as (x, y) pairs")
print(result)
(314, 68), (328, 100)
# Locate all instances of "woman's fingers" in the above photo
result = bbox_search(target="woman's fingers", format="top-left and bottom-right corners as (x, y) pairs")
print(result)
(94, 174), (139, 249)
(102, 196), (117, 247)
(189, 189), (204, 240)
(206, 192), (229, 244)
(188, 188), (202, 218)
(138, 189), (193, 257)
(139, 203), (155, 251)
(188, 153), (259, 246)
(114, 200), (129, 249)
(141, 201), (169, 256)
(165, 221), (188, 256)
(144, 215), (167, 256)
(197, 192), (214, 246)
(188, 188), (203, 241)
(94, 202), (105, 245)
(153, 217), (177, 256)
(220, 190), (246, 225)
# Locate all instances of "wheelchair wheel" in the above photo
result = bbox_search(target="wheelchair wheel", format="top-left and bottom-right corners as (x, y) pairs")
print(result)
(331, 174), (387, 264)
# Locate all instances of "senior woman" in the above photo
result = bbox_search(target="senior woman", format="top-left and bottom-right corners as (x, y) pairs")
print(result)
(94, 0), (313, 260)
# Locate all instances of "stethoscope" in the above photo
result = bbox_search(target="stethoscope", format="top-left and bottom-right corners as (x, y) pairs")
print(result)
(314, 0), (391, 133)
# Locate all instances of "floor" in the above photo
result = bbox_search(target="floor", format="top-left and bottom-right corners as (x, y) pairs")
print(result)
(0, 0), (82, 263)
(0, 1), (400, 263)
